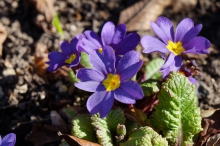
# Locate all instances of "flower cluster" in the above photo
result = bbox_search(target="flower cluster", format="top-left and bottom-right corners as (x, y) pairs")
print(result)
(47, 17), (210, 117)
(141, 16), (210, 81)
(75, 46), (143, 118)
(0, 133), (16, 146)
(47, 21), (142, 117)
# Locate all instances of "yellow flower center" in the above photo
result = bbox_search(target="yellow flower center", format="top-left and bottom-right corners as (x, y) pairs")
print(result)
(102, 74), (120, 92)
(178, 71), (185, 76)
(166, 41), (185, 56)
(98, 48), (103, 54)
(65, 54), (76, 64)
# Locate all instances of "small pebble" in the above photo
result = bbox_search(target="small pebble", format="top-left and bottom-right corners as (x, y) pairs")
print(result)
(1, 17), (10, 25)
(16, 68), (24, 75)
(40, 91), (46, 100)
(12, 1), (18, 8)
(55, 80), (63, 88)
(3, 68), (16, 76)
(4, 61), (13, 68)
(59, 85), (68, 93)
(30, 115), (37, 121)
(70, 24), (77, 31)
(76, 97), (81, 102)
(16, 84), (28, 94)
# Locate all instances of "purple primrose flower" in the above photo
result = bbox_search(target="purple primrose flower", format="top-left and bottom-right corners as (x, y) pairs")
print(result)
(75, 46), (144, 118)
(79, 21), (140, 56)
(141, 16), (210, 77)
(47, 37), (81, 72)
(0, 133), (16, 146)
(178, 60), (200, 84)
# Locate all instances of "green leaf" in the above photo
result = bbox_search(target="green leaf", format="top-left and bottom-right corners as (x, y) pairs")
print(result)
(90, 108), (126, 146)
(72, 115), (97, 142)
(61, 106), (77, 119)
(52, 13), (64, 35)
(124, 108), (147, 126)
(120, 126), (168, 146)
(80, 52), (92, 68)
(150, 72), (202, 146)
(145, 58), (164, 80)
(125, 119), (139, 135)
(150, 71), (163, 80)
(106, 108), (125, 131)
(140, 80), (160, 96)
(91, 114), (113, 146)
(69, 70), (79, 83)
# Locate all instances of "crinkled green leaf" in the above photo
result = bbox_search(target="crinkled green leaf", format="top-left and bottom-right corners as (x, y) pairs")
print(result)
(125, 119), (139, 135)
(52, 13), (64, 35)
(120, 126), (168, 146)
(141, 80), (160, 96)
(91, 114), (113, 146)
(72, 115), (97, 142)
(69, 70), (79, 83)
(90, 108), (125, 146)
(150, 71), (163, 80)
(145, 58), (164, 80)
(80, 52), (92, 68)
(106, 108), (125, 131)
(150, 72), (202, 146)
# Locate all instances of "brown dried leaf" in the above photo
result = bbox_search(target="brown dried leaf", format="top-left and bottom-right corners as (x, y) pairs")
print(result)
(196, 109), (220, 146)
(54, 66), (71, 78)
(26, 0), (55, 22)
(27, 123), (62, 145)
(24, 0), (56, 33)
(0, 23), (7, 58)
(34, 43), (49, 76)
(0, 23), (7, 44)
(58, 132), (101, 146)
(34, 42), (69, 78)
(119, 0), (173, 31)
(119, 0), (198, 31)
(201, 109), (219, 118)
(206, 133), (220, 146)
(172, 0), (197, 13)
(76, 12), (83, 21)
(119, 0), (150, 26)
(34, 42), (71, 77)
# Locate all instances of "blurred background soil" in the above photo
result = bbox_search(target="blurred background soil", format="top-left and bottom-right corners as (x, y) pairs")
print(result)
(0, 0), (220, 145)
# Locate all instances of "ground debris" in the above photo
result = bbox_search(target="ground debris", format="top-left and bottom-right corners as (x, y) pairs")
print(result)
(196, 110), (220, 146)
